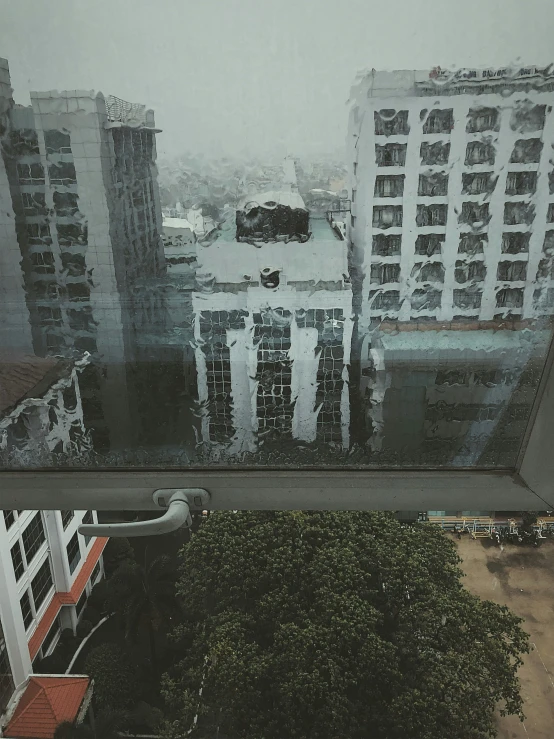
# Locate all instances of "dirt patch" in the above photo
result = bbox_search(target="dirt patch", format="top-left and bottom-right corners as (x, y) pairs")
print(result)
(453, 535), (554, 739)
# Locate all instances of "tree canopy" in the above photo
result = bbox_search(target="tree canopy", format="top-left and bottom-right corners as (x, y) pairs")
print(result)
(161, 511), (530, 739)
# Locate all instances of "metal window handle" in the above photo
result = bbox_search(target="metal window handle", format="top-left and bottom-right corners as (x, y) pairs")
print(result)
(77, 489), (211, 538)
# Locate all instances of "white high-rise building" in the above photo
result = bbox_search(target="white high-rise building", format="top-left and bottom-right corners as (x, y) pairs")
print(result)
(348, 65), (554, 325)
(0, 354), (105, 729)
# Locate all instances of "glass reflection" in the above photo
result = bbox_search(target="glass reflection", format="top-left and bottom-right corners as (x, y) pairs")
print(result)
(1, 62), (553, 469)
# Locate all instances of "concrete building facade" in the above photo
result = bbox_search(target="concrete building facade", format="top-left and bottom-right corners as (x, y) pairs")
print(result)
(348, 65), (554, 324)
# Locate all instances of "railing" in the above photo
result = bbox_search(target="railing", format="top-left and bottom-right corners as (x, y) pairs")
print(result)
(105, 95), (147, 125)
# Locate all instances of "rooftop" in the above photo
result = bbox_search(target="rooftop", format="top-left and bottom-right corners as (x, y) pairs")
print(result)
(4, 676), (90, 739)
(0, 355), (69, 418)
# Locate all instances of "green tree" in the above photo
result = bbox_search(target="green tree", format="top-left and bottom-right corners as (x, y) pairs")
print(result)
(102, 537), (135, 578)
(84, 643), (139, 711)
(161, 511), (530, 739)
(54, 709), (126, 739)
(105, 555), (180, 671)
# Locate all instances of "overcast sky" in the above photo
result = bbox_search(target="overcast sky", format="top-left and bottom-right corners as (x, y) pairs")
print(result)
(2, 0), (554, 161)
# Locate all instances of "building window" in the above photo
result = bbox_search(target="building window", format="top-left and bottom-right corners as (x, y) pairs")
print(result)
(422, 108), (453, 134)
(3, 511), (15, 530)
(502, 232), (530, 254)
(453, 289), (482, 310)
(505, 171), (537, 196)
(91, 561), (101, 585)
(504, 202), (535, 225)
(375, 143), (407, 167)
(547, 204), (554, 224)
(30, 251), (55, 274)
(57, 223), (88, 246)
(31, 558), (54, 612)
(410, 288), (441, 310)
(66, 533), (81, 575)
(416, 262), (445, 283)
(44, 129), (72, 154)
(455, 261), (486, 284)
(459, 202), (490, 227)
(21, 192), (47, 216)
(20, 591), (33, 630)
(466, 107), (500, 133)
(418, 173), (448, 197)
(369, 290), (401, 311)
(26, 223), (52, 246)
(420, 142), (450, 166)
(510, 104), (546, 133)
(353, 162), (357, 175)
(510, 138), (543, 164)
(61, 511), (74, 529)
(416, 204), (447, 227)
(370, 263), (401, 285)
(82, 511), (94, 547)
(459, 234), (487, 255)
(41, 617), (60, 656)
(465, 141), (495, 166)
(374, 109), (409, 136)
(17, 162), (45, 184)
(351, 189), (356, 203)
(372, 234), (402, 256)
(22, 513), (46, 566)
(462, 172), (495, 195)
(350, 215), (356, 228)
(53, 191), (80, 217)
(373, 206), (403, 229)
(37, 306), (63, 326)
(374, 175), (404, 198)
(67, 282), (91, 302)
(496, 288), (524, 309)
(76, 590), (87, 617)
(11, 542), (24, 582)
(48, 162), (77, 185)
(497, 261), (527, 282)
(0, 630), (15, 715)
(416, 234), (444, 256)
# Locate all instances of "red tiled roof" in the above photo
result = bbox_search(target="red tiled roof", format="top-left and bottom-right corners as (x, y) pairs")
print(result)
(0, 354), (68, 416)
(4, 676), (89, 739)
(28, 538), (108, 660)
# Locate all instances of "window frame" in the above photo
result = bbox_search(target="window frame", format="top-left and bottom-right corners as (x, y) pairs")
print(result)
(1, 337), (554, 511)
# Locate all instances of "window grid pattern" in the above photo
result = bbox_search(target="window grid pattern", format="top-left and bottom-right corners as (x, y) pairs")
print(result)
(254, 313), (294, 437)
(61, 510), (74, 529)
(365, 98), (554, 320)
(0, 625), (14, 715)
(11, 541), (24, 582)
(20, 591), (33, 630)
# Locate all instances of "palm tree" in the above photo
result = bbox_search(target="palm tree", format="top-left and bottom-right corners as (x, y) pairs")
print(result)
(105, 554), (180, 671)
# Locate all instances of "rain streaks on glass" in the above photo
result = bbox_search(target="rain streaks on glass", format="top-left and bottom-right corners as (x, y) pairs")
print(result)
(1, 62), (554, 469)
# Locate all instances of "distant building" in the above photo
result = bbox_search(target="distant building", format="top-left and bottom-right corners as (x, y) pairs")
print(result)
(348, 66), (554, 324)
(348, 66), (554, 465)
(193, 161), (353, 457)
(0, 57), (169, 457)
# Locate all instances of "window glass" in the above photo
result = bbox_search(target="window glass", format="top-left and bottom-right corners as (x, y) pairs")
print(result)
(10, 541), (24, 581)
(61, 510), (74, 529)
(20, 591), (33, 630)
(66, 533), (81, 574)
(31, 557), (53, 611)
(22, 514), (45, 566)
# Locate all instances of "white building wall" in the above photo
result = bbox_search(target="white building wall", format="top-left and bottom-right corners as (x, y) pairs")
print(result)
(348, 68), (554, 324)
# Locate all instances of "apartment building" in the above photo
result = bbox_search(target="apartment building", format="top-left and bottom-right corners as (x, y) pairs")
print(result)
(0, 58), (33, 354)
(193, 173), (353, 457)
(0, 57), (169, 456)
(0, 509), (104, 730)
(348, 65), (554, 324)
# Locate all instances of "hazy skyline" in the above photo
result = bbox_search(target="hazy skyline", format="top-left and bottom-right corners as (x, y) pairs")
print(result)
(2, 0), (554, 161)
